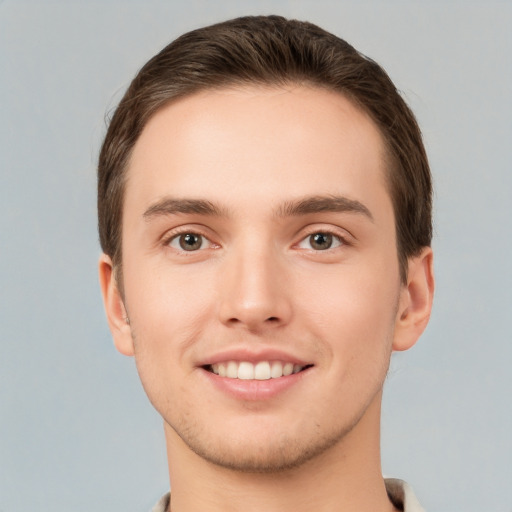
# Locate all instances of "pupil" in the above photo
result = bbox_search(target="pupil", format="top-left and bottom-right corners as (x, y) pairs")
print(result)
(180, 233), (202, 251)
(311, 233), (332, 250)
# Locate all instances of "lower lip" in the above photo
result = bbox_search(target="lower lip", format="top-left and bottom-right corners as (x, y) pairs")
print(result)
(200, 367), (310, 401)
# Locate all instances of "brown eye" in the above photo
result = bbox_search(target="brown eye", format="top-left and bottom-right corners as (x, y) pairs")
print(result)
(176, 233), (203, 251)
(297, 231), (344, 251)
(309, 233), (333, 250)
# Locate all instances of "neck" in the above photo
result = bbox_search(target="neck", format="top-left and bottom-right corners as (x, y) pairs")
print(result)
(164, 392), (397, 512)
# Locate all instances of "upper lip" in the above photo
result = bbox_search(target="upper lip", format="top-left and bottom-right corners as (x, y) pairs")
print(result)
(196, 347), (312, 367)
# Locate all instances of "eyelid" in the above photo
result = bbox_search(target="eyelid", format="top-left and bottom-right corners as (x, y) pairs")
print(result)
(296, 233), (343, 250)
(159, 223), (353, 252)
(161, 225), (219, 251)
(293, 224), (354, 250)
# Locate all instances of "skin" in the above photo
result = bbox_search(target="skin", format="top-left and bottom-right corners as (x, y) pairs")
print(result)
(99, 85), (434, 512)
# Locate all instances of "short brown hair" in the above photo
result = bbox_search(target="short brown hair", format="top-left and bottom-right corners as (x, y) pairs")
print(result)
(98, 15), (432, 283)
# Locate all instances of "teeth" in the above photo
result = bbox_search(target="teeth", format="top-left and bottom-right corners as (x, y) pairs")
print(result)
(209, 360), (306, 380)
(238, 362), (254, 380)
(283, 362), (294, 376)
(270, 361), (283, 378)
(226, 361), (238, 378)
(254, 361), (271, 380)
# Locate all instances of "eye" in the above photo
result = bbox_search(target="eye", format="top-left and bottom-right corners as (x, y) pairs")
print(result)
(168, 233), (206, 251)
(298, 232), (343, 251)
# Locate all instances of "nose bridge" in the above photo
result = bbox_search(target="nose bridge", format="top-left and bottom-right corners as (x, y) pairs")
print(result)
(218, 232), (291, 330)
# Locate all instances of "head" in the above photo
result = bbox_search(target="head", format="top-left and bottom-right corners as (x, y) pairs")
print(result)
(98, 16), (434, 474)
(98, 15), (432, 288)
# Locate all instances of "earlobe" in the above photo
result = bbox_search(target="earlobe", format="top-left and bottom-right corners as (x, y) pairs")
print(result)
(98, 254), (135, 356)
(393, 247), (435, 352)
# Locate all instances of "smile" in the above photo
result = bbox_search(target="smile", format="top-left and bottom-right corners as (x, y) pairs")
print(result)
(206, 360), (311, 380)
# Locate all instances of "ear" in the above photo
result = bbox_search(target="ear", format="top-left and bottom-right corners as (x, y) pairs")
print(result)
(98, 254), (135, 356)
(393, 247), (435, 352)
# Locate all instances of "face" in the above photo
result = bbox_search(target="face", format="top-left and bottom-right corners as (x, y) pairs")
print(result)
(104, 85), (423, 472)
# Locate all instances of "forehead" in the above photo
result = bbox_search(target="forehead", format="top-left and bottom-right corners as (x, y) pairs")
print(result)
(125, 85), (391, 220)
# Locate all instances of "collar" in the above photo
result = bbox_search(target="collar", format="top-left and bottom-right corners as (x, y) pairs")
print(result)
(385, 478), (425, 512)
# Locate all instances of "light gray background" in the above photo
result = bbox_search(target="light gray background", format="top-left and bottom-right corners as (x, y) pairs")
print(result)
(1, 1), (511, 511)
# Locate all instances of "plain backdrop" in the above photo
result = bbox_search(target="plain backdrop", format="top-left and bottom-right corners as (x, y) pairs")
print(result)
(1, 1), (511, 511)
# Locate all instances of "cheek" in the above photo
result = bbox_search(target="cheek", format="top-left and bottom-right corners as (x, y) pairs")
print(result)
(122, 260), (219, 392)
(295, 260), (399, 361)
(125, 259), (215, 326)
(125, 265), (212, 409)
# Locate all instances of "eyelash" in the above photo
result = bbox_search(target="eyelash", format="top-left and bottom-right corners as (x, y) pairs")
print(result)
(162, 227), (217, 253)
(295, 230), (348, 251)
(162, 227), (351, 253)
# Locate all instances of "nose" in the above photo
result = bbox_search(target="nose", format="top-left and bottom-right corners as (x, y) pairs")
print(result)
(218, 242), (292, 332)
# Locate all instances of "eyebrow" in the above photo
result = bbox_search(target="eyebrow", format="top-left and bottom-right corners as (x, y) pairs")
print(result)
(143, 198), (227, 220)
(276, 195), (374, 221)
(142, 195), (373, 222)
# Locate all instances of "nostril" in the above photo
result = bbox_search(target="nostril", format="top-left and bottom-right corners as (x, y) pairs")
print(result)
(266, 317), (279, 322)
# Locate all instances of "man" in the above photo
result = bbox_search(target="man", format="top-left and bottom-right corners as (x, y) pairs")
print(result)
(98, 15), (434, 512)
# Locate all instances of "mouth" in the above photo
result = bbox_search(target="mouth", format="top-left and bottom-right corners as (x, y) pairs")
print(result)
(203, 360), (314, 380)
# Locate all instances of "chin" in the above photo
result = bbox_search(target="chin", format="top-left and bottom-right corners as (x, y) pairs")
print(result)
(168, 415), (358, 474)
